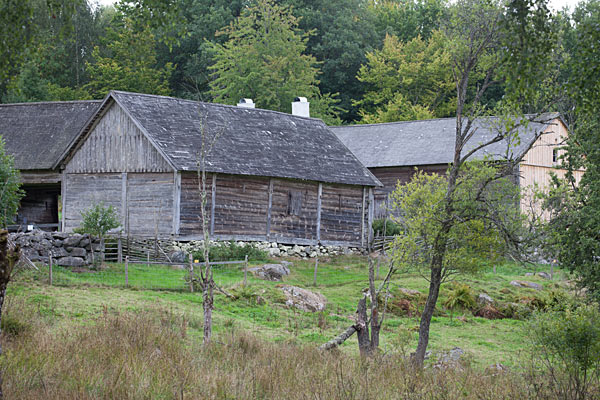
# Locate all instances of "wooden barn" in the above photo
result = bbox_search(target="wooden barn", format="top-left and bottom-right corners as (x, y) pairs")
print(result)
(56, 91), (381, 246)
(0, 100), (101, 229)
(331, 115), (584, 218)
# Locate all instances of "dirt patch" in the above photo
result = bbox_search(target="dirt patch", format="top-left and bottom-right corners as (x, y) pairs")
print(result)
(474, 304), (505, 320)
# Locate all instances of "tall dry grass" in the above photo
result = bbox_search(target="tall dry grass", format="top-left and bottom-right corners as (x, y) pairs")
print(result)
(0, 298), (560, 399)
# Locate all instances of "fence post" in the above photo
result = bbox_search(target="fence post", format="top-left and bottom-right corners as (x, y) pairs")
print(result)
(49, 255), (53, 286)
(313, 253), (319, 286)
(188, 254), (194, 293)
(125, 256), (129, 287)
(117, 235), (122, 263)
(244, 255), (248, 286)
(147, 250), (150, 268)
(551, 260), (555, 280)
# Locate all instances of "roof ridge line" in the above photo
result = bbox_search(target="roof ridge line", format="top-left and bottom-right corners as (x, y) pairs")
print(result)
(0, 100), (101, 107)
(110, 90), (323, 123)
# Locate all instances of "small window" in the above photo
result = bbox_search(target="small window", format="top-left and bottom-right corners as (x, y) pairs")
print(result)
(287, 190), (302, 216)
(553, 148), (558, 163)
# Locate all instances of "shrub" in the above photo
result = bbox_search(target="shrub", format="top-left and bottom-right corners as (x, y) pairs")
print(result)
(443, 283), (476, 314)
(529, 305), (600, 400)
(191, 241), (268, 262)
(372, 218), (403, 236)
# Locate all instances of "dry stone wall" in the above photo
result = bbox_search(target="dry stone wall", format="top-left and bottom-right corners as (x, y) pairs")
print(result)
(11, 231), (100, 267)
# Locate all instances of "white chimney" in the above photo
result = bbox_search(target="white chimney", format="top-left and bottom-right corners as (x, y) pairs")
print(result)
(237, 98), (255, 108)
(292, 97), (309, 118)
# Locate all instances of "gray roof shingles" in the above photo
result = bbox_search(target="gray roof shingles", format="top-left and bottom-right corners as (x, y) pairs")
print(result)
(331, 116), (557, 168)
(110, 91), (380, 187)
(0, 100), (101, 170)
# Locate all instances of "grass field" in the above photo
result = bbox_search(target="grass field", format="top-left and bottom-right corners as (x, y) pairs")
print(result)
(6, 254), (571, 369)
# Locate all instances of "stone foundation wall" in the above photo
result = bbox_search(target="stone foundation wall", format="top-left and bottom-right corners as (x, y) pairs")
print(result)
(11, 231), (100, 267)
(173, 240), (365, 259)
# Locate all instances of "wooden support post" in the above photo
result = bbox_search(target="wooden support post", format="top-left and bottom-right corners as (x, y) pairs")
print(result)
(117, 235), (123, 264)
(125, 256), (129, 287)
(244, 255), (248, 286)
(266, 179), (273, 239)
(367, 188), (375, 250)
(49, 255), (53, 286)
(61, 171), (67, 232)
(172, 171), (181, 235)
(188, 254), (194, 293)
(313, 253), (319, 287)
(147, 250), (150, 268)
(210, 173), (217, 236)
(316, 183), (322, 242)
(493, 264), (496, 274)
(121, 172), (128, 232)
(361, 187), (366, 247)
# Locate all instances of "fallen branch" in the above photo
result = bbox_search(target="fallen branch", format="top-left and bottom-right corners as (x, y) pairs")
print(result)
(318, 325), (357, 351)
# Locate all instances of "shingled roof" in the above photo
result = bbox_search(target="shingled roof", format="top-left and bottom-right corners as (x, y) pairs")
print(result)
(0, 100), (101, 170)
(331, 115), (559, 168)
(61, 91), (380, 187)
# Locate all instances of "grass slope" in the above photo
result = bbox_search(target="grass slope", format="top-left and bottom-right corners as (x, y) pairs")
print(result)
(8, 255), (568, 368)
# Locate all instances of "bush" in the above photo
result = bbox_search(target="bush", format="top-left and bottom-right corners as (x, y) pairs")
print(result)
(529, 305), (600, 400)
(372, 219), (403, 236)
(443, 283), (476, 311)
(192, 241), (268, 262)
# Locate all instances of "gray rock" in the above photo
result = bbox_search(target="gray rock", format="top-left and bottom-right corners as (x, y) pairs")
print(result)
(53, 239), (63, 247)
(50, 247), (69, 258)
(169, 251), (187, 263)
(478, 293), (494, 305)
(280, 260), (293, 268)
(268, 247), (281, 257)
(57, 256), (85, 267)
(510, 280), (542, 290)
(525, 272), (534, 276)
(69, 248), (87, 257)
(249, 264), (290, 281)
(435, 347), (465, 367)
(79, 239), (90, 248)
(538, 272), (551, 280)
(281, 285), (327, 312)
(63, 235), (83, 247)
(52, 232), (69, 240)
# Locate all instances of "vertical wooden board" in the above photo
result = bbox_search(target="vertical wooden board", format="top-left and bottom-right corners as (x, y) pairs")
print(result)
(61, 171), (66, 231)
(178, 172), (213, 235)
(173, 171), (181, 235)
(212, 175), (270, 236)
(63, 173), (122, 232)
(65, 103), (172, 174)
(270, 179), (318, 240)
(121, 172), (128, 229)
(319, 184), (363, 243)
(210, 173), (216, 235)
(126, 173), (174, 237)
(316, 183), (322, 242)
(266, 179), (274, 238)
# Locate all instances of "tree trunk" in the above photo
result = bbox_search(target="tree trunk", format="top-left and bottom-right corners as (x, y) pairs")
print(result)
(355, 296), (371, 357)
(203, 281), (213, 344)
(368, 258), (380, 352)
(0, 230), (19, 400)
(413, 265), (442, 368)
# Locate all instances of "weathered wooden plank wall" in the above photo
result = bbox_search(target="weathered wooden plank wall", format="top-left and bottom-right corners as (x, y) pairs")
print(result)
(126, 173), (174, 236)
(179, 173), (212, 235)
(64, 173), (122, 231)
(320, 184), (363, 243)
(19, 171), (62, 185)
(270, 179), (318, 241)
(178, 172), (366, 245)
(213, 175), (269, 236)
(65, 102), (172, 174)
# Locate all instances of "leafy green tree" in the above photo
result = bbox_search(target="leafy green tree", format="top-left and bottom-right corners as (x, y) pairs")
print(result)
(356, 31), (455, 122)
(388, 0), (558, 367)
(85, 16), (174, 98)
(544, 0), (600, 301)
(75, 202), (120, 264)
(284, 0), (379, 122)
(0, 138), (24, 228)
(208, 0), (341, 124)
